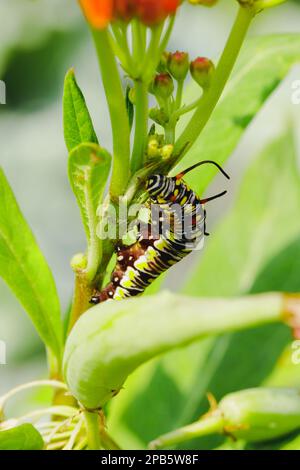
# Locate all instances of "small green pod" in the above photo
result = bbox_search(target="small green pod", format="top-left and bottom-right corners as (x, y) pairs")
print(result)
(220, 387), (300, 442)
(150, 387), (300, 449)
(63, 292), (283, 410)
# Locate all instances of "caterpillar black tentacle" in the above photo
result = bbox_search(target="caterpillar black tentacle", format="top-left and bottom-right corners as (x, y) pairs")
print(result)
(90, 161), (230, 304)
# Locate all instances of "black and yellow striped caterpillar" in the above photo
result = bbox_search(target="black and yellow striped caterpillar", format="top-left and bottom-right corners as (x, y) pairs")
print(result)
(90, 160), (229, 304)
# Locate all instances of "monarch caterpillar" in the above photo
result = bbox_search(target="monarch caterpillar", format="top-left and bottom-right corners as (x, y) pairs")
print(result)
(90, 161), (230, 304)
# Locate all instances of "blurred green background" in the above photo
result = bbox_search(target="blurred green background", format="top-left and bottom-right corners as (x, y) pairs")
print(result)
(1, 0), (300, 448)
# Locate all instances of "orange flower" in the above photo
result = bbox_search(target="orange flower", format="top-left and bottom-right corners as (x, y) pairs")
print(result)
(136, 0), (179, 25)
(79, 0), (113, 29)
(79, 0), (180, 28)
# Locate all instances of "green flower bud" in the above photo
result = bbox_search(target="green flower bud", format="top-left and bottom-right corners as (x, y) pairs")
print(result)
(153, 73), (174, 100)
(161, 144), (174, 160)
(70, 253), (87, 272)
(147, 136), (160, 159)
(150, 387), (300, 449)
(157, 51), (170, 73)
(190, 57), (215, 89)
(149, 107), (169, 126)
(167, 51), (189, 81)
(220, 388), (300, 442)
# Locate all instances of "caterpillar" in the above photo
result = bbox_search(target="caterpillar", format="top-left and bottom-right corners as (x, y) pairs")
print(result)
(90, 160), (230, 304)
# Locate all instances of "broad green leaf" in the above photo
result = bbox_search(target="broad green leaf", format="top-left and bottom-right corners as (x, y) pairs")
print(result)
(0, 168), (62, 359)
(107, 131), (300, 448)
(63, 69), (98, 152)
(0, 424), (44, 450)
(68, 143), (111, 280)
(174, 34), (300, 194)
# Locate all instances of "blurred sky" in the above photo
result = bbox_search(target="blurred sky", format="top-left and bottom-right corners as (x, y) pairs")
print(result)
(1, 0), (300, 393)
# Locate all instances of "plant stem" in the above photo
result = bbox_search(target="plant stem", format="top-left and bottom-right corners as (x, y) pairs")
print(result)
(174, 96), (203, 120)
(92, 29), (131, 200)
(67, 272), (93, 334)
(149, 412), (223, 449)
(84, 411), (102, 450)
(174, 6), (254, 159)
(165, 124), (176, 145)
(0, 380), (67, 419)
(175, 80), (184, 110)
(143, 24), (164, 82)
(158, 15), (176, 59)
(131, 80), (149, 173)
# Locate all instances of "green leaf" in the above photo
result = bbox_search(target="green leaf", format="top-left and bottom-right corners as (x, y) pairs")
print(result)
(0, 168), (63, 360)
(174, 34), (300, 193)
(68, 143), (111, 280)
(63, 69), (98, 152)
(0, 424), (44, 450)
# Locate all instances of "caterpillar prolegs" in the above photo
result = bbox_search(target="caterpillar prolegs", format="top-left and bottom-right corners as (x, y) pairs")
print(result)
(90, 161), (230, 304)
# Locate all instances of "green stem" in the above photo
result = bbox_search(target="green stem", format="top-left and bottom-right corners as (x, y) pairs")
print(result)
(174, 6), (254, 159)
(67, 272), (93, 334)
(158, 15), (175, 58)
(108, 30), (131, 73)
(92, 29), (130, 200)
(174, 96), (203, 120)
(132, 20), (146, 73)
(149, 412), (223, 449)
(0, 380), (67, 419)
(143, 24), (164, 82)
(131, 80), (149, 173)
(165, 125), (176, 145)
(84, 411), (102, 450)
(175, 80), (184, 110)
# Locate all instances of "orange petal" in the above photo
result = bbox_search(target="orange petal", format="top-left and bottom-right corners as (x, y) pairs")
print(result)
(79, 0), (113, 29)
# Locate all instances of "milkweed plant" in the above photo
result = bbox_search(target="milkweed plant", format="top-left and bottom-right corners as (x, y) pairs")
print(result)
(1, 0), (300, 451)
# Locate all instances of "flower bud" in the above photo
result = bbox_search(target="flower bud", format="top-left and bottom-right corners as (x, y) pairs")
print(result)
(79, 0), (113, 29)
(150, 387), (300, 449)
(190, 57), (215, 89)
(136, 0), (180, 26)
(149, 108), (169, 126)
(147, 136), (160, 158)
(71, 253), (87, 272)
(220, 388), (300, 442)
(167, 51), (189, 81)
(161, 144), (174, 160)
(153, 73), (174, 100)
(157, 51), (170, 73)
